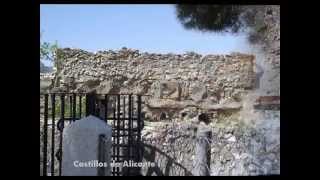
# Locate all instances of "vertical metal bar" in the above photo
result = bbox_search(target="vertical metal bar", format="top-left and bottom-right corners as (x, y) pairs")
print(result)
(105, 95), (108, 123)
(122, 96), (125, 137)
(51, 94), (56, 176)
(73, 93), (76, 122)
(69, 95), (72, 121)
(117, 94), (121, 175)
(113, 97), (116, 121)
(42, 94), (48, 176)
(86, 94), (89, 116)
(127, 94), (132, 175)
(122, 96), (126, 175)
(98, 134), (106, 176)
(131, 95), (134, 131)
(59, 94), (65, 176)
(112, 96), (116, 175)
(97, 99), (100, 119)
(79, 95), (82, 118)
(137, 95), (142, 162)
(131, 95), (134, 170)
(123, 96), (126, 119)
(85, 93), (95, 117)
(92, 94), (96, 116)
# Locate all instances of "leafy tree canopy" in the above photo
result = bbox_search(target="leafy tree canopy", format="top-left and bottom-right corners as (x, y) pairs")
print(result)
(175, 5), (243, 33)
(40, 32), (58, 61)
(175, 5), (275, 45)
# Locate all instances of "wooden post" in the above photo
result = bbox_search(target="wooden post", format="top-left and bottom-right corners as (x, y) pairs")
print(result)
(192, 124), (212, 176)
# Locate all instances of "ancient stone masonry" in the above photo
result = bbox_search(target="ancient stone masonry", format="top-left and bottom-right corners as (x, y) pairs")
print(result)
(52, 48), (255, 121)
(45, 47), (279, 176)
(40, 6), (280, 176)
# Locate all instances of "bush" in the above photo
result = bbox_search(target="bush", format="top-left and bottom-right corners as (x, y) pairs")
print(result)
(42, 95), (87, 119)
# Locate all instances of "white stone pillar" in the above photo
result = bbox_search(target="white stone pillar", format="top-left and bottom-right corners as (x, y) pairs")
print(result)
(61, 115), (112, 176)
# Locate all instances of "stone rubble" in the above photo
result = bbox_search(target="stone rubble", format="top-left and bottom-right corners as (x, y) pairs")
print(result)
(140, 109), (279, 176)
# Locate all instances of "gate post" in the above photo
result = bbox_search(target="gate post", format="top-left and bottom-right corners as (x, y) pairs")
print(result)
(61, 115), (112, 176)
(192, 124), (212, 176)
(42, 94), (48, 176)
(86, 92), (96, 116)
(137, 95), (142, 161)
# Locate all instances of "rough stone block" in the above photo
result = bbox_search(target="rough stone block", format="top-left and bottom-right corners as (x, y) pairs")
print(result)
(157, 81), (181, 100)
(254, 96), (280, 110)
(190, 83), (207, 102)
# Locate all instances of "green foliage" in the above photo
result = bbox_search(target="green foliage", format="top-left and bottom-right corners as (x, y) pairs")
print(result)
(175, 5), (243, 33)
(175, 5), (275, 46)
(40, 41), (58, 61)
(47, 96), (87, 119)
(40, 32), (58, 61)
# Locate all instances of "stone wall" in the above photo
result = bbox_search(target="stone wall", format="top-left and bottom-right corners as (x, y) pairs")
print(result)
(47, 46), (279, 176)
(52, 48), (255, 121)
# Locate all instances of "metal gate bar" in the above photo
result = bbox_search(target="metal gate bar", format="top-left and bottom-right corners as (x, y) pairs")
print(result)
(58, 94), (65, 176)
(51, 94), (55, 176)
(127, 94), (132, 175)
(42, 94), (48, 176)
(117, 95), (121, 175)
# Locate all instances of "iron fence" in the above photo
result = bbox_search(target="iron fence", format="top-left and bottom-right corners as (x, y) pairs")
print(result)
(40, 93), (144, 176)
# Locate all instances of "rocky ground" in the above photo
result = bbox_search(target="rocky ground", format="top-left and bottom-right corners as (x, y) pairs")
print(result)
(140, 108), (279, 176)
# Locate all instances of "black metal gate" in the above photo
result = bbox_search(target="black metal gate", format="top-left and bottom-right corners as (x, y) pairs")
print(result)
(40, 93), (143, 176)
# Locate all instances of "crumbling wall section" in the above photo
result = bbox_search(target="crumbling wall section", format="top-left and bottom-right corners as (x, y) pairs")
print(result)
(52, 48), (255, 121)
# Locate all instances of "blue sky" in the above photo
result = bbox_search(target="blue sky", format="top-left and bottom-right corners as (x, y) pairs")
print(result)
(40, 5), (251, 66)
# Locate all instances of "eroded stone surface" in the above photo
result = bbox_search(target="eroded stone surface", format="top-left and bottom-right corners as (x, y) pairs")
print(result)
(52, 49), (255, 121)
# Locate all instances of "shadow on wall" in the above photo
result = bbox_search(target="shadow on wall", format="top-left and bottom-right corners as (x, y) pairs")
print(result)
(255, 63), (264, 89)
(141, 143), (193, 176)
